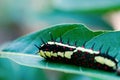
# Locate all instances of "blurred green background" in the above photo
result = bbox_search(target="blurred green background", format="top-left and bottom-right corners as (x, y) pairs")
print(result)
(0, 0), (120, 80)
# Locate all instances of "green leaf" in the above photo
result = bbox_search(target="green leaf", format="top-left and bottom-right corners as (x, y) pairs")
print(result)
(53, 0), (120, 13)
(2, 24), (104, 54)
(0, 52), (120, 80)
(85, 31), (120, 65)
(0, 58), (47, 80)
(38, 11), (113, 30)
(2, 24), (119, 79)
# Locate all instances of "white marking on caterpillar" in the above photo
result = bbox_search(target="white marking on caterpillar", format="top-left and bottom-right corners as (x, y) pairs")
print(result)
(64, 51), (73, 59)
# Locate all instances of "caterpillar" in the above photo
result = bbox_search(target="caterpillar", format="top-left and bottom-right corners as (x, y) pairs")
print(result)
(35, 34), (119, 73)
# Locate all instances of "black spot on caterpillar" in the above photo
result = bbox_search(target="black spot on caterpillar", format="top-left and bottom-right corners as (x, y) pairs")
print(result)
(35, 33), (119, 74)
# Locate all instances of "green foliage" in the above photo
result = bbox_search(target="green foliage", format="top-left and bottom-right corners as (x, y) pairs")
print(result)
(53, 0), (120, 13)
(2, 24), (104, 54)
(1, 24), (120, 79)
(38, 11), (113, 30)
(86, 31), (120, 66)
